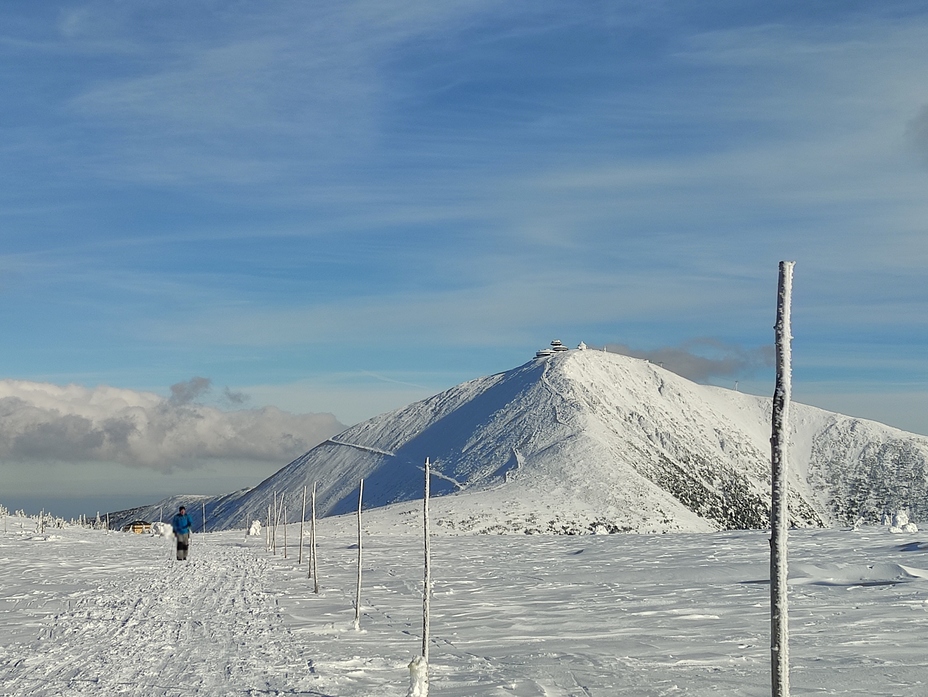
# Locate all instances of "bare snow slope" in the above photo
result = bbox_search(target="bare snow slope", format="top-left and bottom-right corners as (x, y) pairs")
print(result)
(132, 350), (928, 534)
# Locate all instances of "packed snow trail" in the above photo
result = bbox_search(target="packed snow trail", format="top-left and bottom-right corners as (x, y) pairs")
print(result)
(0, 529), (328, 696)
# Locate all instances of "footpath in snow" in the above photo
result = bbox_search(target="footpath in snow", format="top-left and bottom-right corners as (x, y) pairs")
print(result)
(0, 522), (320, 696)
(3, 511), (928, 695)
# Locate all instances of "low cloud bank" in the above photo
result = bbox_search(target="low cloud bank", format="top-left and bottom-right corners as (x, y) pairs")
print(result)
(605, 339), (773, 383)
(0, 378), (344, 471)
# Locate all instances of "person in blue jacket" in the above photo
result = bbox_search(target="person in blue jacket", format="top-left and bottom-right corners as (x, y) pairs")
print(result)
(172, 505), (194, 560)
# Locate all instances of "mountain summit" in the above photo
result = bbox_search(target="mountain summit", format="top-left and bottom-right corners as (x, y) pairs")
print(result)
(134, 348), (928, 534)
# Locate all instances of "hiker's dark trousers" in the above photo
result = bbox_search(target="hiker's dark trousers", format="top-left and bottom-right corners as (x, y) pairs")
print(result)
(176, 532), (190, 560)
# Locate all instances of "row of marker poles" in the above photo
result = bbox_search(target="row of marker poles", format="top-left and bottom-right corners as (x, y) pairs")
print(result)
(261, 485), (317, 590)
(249, 465), (430, 693)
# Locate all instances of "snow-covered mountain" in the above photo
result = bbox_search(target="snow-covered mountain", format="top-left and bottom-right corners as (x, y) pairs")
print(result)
(112, 348), (928, 533)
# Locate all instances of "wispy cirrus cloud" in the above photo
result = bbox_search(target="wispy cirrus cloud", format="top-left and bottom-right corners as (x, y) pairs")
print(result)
(2, 1), (928, 450)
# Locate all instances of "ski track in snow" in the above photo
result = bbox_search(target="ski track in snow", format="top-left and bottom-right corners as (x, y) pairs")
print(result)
(4, 515), (928, 696)
(0, 529), (326, 696)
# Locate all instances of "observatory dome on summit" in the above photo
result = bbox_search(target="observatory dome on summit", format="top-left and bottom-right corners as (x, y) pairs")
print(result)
(535, 339), (572, 358)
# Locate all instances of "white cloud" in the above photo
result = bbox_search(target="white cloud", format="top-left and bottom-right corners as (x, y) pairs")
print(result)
(54, 0), (504, 187)
(0, 379), (343, 471)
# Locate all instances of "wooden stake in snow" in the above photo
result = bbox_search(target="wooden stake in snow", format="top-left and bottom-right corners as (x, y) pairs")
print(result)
(770, 260), (795, 697)
(354, 478), (364, 630)
(273, 494), (285, 556)
(201, 502), (206, 534)
(272, 491), (278, 555)
(266, 505), (271, 553)
(422, 458), (431, 663)
(299, 485), (307, 565)
(310, 481), (319, 594)
(407, 457), (432, 697)
(282, 497), (288, 559)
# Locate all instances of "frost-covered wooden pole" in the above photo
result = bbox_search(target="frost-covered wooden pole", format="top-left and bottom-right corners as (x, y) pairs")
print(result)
(354, 478), (364, 630)
(272, 491), (278, 555)
(310, 481), (319, 594)
(422, 458), (431, 663)
(201, 502), (206, 534)
(274, 494), (285, 556)
(298, 485), (307, 565)
(770, 260), (794, 697)
(282, 497), (288, 559)
(407, 458), (432, 697)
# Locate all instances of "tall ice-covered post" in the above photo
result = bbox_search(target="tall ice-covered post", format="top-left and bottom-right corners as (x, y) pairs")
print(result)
(354, 478), (364, 630)
(407, 457), (432, 697)
(422, 458), (431, 663)
(771, 260), (794, 697)
(310, 481), (319, 594)
(299, 485), (307, 565)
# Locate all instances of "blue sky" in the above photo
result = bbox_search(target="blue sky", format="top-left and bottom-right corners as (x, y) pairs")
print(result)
(2, 2), (927, 516)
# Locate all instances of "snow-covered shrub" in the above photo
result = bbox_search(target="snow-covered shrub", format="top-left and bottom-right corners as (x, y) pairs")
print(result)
(151, 521), (173, 537)
(889, 523), (919, 534)
(889, 510), (918, 533)
(248, 520), (262, 536)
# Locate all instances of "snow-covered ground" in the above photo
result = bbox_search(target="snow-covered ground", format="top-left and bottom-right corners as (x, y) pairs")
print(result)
(2, 509), (928, 696)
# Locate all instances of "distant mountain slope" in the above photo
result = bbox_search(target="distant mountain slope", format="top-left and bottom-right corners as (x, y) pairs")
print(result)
(110, 349), (928, 534)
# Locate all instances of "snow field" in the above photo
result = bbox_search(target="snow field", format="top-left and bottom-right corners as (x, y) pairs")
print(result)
(3, 512), (928, 695)
(0, 523), (318, 696)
